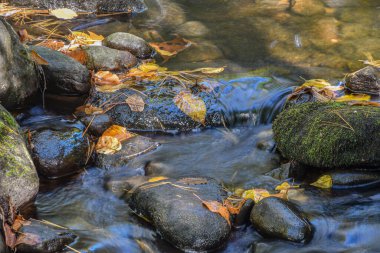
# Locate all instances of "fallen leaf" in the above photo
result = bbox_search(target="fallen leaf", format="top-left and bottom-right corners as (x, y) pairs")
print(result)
(178, 177), (208, 185)
(17, 29), (30, 43)
(12, 215), (30, 231)
(4, 223), (16, 249)
(224, 199), (246, 215)
(50, 8), (78, 20)
(38, 39), (65, 51)
(299, 79), (333, 89)
(150, 37), (192, 61)
(96, 136), (122, 154)
(275, 182), (300, 191)
(311, 175), (333, 189)
(188, 67), (225, 74)
(126, 94), (145, 112)
(202, 200), (231, 226)
(75, 104), (104, 115)
(335, 94), (371, 102)
(173, 91), (206, 124)
(347, 101), (380, 107)
(15, 233), (41, 246)
(242, 188), (286, 203)
(93, 71), (121, 86)
(148, 176), (169, 183)
(67, 31), (104, 45)
(61, 48), (87, 64)
(30, 50), (49, 65)
(102, 125), (134, 142)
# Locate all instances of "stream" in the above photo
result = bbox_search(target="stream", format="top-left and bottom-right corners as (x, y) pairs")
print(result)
(7, 0), (380, 252)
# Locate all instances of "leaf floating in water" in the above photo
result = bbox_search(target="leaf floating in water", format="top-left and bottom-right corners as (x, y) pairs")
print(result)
(335, 94), (371, 102)
(102, 125), (134, 142)
(148, 176), (169, 183)
(174, 91), (206, 124)
(310, 175), (333, 189)
(30, 50), (49, 65)
(202, 200), (231, 226)
(50, 8), (78, 20)
(150, 37), (192, 61)
(95, 136), (122, 155)
(125, 94), (146, 112)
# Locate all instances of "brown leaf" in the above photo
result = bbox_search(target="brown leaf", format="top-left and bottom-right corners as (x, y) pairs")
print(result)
(12, 215), (30, 231)
(224, 199), (246, 215)
(61, 48), (87, 64)
(102, 125), (134, 142)
(75, 104), (104, 115)
(93, 71), (121, 86)
(202, 200), (231, 226)
(17, 29), (30, 43)
(30, 50), (49, 65)
(150, 37), (192, 61)
(174, 91), (206, 124)
(125, 94), (145, 112)
(4, 223), (16, 249)
(15, 233), (41, 247)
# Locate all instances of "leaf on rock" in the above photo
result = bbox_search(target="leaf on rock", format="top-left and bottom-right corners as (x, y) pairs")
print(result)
(30, 50), (49, 65)
(50, 8), (78, 20)
(93, 71), (121, 86)
(17, 29), (30, 43)
(4, 223), (16, 249)
(275, 182), (300, 191)
(75, 104), (104, 115)
(61, 48), (87, 64)
(96, 136), (122, 155)
(224, 199), (246, 215)
(202, 200), (231, 226)
(66, 31), (104, 45)
(310, 175), (333, 189)
(334, 94), (371, 102)
(15, 233), (41, 247)
(125, 94), (145, 112)
(12, 215), (30, 231)
(242, 188), (286, 203)
(173, 91), (206, 124)
(102, 125), (134, 142)
(148, 176), (169, 183)
(38, 39), (65, 50)
(150, 37), (192, 61)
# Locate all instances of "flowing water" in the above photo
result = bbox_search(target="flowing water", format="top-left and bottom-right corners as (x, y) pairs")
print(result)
(13, 0), (380, 252)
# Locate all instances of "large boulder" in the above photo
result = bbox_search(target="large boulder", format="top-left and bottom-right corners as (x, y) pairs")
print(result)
(30, 46), (90, 96)
(9, 0), (147, 13)
(29, 119), (90, 179)
(250, 197), (313, 243)
(273, 102), (380, 169)
(126, 177), (231, 251)
(345, 65), (380, 95)
(0, 105), (39, 209)
(0, 18), (39, 109)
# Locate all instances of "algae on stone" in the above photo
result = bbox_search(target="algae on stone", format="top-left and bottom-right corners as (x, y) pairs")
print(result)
(273, 102), (380, 169)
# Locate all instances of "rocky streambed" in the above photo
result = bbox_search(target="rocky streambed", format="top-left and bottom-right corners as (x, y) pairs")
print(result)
(0, 0), (379, 252)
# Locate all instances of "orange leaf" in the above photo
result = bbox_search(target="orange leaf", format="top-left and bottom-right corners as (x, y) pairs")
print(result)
(4, 223), (16, 249)
(38, 39), (65, 50)
(148, 176), (169, 183)
(30, 50), (49, 65)
(150, 37), (191, 61)
(224, 199), (246, 215)
(202, 200), (231, 226)
(102, 125), (134, 142)
(12, 215), (30, 231)
(17, 29), (30, 43)
(61, 48), (87, 64)
(93, 71), (121, 86)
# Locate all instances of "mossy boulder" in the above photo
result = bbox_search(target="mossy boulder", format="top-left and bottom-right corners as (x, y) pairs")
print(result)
(0, 105), (39, 208)
(273, 102), (380, 169)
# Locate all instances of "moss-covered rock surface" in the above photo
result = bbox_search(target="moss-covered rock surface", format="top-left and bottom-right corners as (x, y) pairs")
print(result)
(0, 105), (39, 208)
(273, 102), (380, 169)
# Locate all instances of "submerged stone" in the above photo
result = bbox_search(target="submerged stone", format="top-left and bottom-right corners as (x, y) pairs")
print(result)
(273, 102), (380, 169)
(0, 18), (39, 109)
(126, 177), (231, 251)
(0, 105), (39, 209)
(250, 197), (313, 243)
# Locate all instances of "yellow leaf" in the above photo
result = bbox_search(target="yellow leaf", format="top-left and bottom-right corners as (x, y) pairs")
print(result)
(50, 8), (78, 20)
(300, 79), (332, 89)
(96, 136), (122, 155)
(102, 125), (134, 142)
(30, 50), (49, 65)
(67, 31), (104, 45)
(242, 188), (287, 203)
(189, 67), (225, 74)
(173, 91), (206, 124)
(275, 182), (300, 191)
(87, 31), (105, 41)
(311, 175), (333, 189)
(148, 176), (169, 183)
(125, 94), (145, 112)
(335, 94), (371, 102)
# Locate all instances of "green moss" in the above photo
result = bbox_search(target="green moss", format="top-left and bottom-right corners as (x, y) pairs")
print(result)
(273, 102), (380, 168)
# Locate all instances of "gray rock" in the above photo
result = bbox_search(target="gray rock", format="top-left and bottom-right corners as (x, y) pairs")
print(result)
(16, 219), (76, 253)
(0, 105), (39, 209)
(96, 135), (159, 170)
(10, 0), (147, 13)
(0, 18), (39, 109)
(324, 171), (380, 189)
(250, 197), (313, 242)
(85, 46), (137, 71)
(103, 32), (154, 59)
(29, 120), (90, 179)
(127, 177), (231, 251)
(79, 114), (113, 136)
(345, 66), (380, 95)
(30, 46), (90, 95)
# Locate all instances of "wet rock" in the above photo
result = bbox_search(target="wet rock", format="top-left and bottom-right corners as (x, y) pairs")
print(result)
(291, 0), (325, 16)
(29, 120), (90, 179)
(85, 46), (137, 71)
(273, 102), (380, 169)
(87, 85), (226, 132)
(345, 66), (380, 95)
(30, 46), (90, 95)
(0, 105), (39, 209)
(105, 175), (148, 198)
(103, 32), (154, 59)
(79, 114), (113, 136)
(16, 219), (76, 253)
(0, 233), (5, 253)
(250, 197), (313, 242)
(175, 21), (210, 38)
(10, 0), (147, 13)
(96, 136), (159, 170)
(0, 18), (39, 109)
(127, 177), (231, 251)
(234, 199), (255, 227)
(45, 94), (88, 114)
(323, 171), (380, 189)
